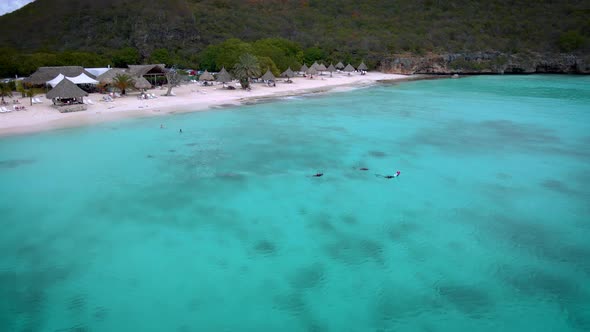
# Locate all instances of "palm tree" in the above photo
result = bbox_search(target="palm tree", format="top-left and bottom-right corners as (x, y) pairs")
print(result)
(112, 73), (134, 95)
(0, 82), (13, 105)
(233, 54), (260, 89)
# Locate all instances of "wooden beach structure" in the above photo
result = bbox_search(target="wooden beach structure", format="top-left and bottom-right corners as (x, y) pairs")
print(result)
(46, 78), (88, 112)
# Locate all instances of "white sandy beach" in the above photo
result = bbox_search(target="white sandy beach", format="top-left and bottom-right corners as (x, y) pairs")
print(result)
(0, 72), (410, 136)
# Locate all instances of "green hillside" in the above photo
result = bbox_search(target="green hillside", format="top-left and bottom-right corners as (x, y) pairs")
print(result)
(0, 0), (588, 76)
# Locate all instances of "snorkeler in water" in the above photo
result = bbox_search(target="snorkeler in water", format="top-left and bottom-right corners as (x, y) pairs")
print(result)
(375, 171), (401, 179)
(359, 167), (369, 171)
(310, 172), (324, 177)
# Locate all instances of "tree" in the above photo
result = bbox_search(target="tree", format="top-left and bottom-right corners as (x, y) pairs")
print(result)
(112, 47), (140, 68)
(303, 47), (327, 66)
(0, 82), (12, 104)
(256, 56), (280, 77)
(113, 73), (134, 95)
(164, 68), (180, 96)
(199, 38), (253, 71)
(253, 38), (302, 71)
(233, 54), (260, 89)
(150, 48), (171, 66)
(558, 31), (585, 52)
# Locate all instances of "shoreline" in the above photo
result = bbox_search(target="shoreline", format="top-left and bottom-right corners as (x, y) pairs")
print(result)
(0, 72), (419, 137)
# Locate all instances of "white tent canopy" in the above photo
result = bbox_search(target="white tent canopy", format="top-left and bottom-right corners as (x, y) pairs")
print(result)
(47, 73), (99, 87)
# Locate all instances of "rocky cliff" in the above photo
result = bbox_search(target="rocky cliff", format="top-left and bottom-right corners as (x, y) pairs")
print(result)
(380, 52), (590, 75)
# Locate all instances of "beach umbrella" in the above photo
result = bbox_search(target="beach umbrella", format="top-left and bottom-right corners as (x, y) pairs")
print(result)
(335, 62), (345, 69)
(216, 67), (232, 83)
(134, 76), (152, 90)
(281, 67), (295, 82)
(300, 64), (309, 73)
(316, 63), (327, 75)
(199, 70), (214, 81)
(343, 63), (355, 74)
(357, 62), (368, 71)
(305, 67), (318, 76)
(311, 61), (320, 70)
(327, 64), (336, 77)
(260, 69), (276, 81)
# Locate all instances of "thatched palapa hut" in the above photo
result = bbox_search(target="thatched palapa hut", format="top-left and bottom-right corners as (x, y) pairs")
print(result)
(134, 77), (152, 90)
(97, 68), (128, 85)
(128, 64), (167, 86)
(216, 67), (232, 83)
(300, 64), (309, 74)
(306, 67), (318, 76)
(199, 70), (215, 81)
(335, 62), (345, 70)
(327, 64), (336, 77)
(281, 67), (295, 82)
(358, 62), (368, 71)
(46, 78), (88, 112)
(24, 66), (96, 86)
(260, 69), (276, 81)
(343, 63), (355, 74)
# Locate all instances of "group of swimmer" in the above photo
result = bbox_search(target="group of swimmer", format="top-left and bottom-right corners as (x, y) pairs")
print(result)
(159, 123), (400, 179)
(311, 168), (401, 179)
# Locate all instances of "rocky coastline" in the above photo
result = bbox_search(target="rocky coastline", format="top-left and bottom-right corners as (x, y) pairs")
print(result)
(380, 52), (590, 75)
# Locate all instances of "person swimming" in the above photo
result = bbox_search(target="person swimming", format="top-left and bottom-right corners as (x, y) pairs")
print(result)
(311, 172), (324, 177)
(179, 129), (183, 133)
(359, 167), (369, 171)
(375, 171), (401, 179)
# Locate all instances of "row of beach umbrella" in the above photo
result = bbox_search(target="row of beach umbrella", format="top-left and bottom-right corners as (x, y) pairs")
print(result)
(197, 61), (368, 82)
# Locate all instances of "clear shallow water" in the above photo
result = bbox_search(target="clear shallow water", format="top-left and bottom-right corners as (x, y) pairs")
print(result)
(1, 75), (589, 332)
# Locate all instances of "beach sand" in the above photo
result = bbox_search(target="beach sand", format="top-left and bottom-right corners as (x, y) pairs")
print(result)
(0, 72), (410, 136)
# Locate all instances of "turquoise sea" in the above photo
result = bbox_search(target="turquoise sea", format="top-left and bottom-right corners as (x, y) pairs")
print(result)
(1, 75), (589, 332)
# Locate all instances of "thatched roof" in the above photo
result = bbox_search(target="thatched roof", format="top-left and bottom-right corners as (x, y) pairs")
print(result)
(300, 64), (309, 72)
(134, 76), (152, 89)
(24, 66), (96, 85)
(306, 67), (318, 75)
(97, 68), (128, 84)
(335, 62), (345, 69)
(357, 62), (368, 70)
(199, 70), (214, 81)
(216, 67), (232, 83)
(344, 64), (355, 72)
(327, 64), (336, 72)
(260, 69), (276, 81)
(46, 78), (88, 99)
(128, 64), (166, 77)
(281, 67), (295, 78)
(311, 61), (320, 70)
(317, 63), (327, 71)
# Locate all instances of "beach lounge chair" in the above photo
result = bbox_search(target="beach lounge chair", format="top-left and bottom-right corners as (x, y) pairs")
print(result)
(34, 97), (43, 104)
(87, 99), (94, 105)
(1, 106), (11, 113)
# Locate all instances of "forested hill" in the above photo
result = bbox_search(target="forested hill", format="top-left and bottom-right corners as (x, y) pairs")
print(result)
(0, 0), (588, 75)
